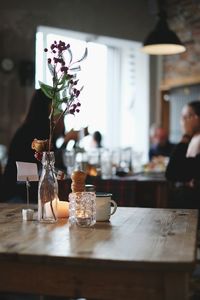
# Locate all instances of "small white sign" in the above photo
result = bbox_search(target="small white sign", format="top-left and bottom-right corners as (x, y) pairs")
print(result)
(16, 161), (39, 182)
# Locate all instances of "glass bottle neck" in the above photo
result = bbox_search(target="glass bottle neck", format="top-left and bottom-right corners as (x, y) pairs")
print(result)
(41, 151), (55, 166)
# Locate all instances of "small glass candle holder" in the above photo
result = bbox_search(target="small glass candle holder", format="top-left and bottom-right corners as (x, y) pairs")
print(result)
(69, 191), (96, 227)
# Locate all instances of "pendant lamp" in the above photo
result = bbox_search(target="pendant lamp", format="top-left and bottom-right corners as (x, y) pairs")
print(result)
(142, 11), (186, 55)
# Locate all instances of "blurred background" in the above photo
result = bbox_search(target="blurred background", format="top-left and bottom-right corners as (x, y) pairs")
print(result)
(0, 0), (199, 172)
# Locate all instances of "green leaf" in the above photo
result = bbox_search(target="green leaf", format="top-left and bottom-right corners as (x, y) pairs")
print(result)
(57, 81), (68, 93)
(52, 92), (61, 106)
(62, 95), (69, 103)
(69, 66), (81, 72)
(48, 63), (55, 77)
(62, 90), (67, 99)
(39, 81), (53, 99)
(58, 74), (67, 86)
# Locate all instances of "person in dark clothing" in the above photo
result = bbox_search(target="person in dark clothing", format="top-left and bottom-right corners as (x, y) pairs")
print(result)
(92, 131), (102, 148)
(149, 124), (175, 161)
(2, 89), (87, 203)
(165, 101), (200, 209)
(2, 89), (51, 202)
(2, 89), (72, 202)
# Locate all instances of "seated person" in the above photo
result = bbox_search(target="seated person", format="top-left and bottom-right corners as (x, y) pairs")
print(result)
(149, 124), (175, 161)
(2, 89), (86, 203)
(91, 131), (102, 148)
(2, 89), (51, 203)
(165, 101), (200, 209)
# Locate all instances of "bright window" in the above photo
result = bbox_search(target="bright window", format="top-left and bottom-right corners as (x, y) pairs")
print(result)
(36, 26), (149, 161)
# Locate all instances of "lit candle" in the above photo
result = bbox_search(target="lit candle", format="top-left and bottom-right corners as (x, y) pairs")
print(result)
(57, 200), (69, 218)
(45, 199), (69, 219)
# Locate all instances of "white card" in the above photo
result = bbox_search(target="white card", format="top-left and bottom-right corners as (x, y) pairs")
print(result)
(16, 161), (39, 182)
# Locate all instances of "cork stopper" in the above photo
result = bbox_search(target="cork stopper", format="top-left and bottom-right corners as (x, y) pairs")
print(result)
(71, 170), (87, 193)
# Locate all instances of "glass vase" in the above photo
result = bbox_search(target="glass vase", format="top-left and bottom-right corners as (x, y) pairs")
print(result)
(38, 151), (58, 223)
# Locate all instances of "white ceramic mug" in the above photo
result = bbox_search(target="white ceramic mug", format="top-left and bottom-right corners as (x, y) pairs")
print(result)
(96, 193), (117, 221)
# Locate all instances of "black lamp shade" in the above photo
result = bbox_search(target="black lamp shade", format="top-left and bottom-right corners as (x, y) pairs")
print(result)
(142, 18), (186, 55)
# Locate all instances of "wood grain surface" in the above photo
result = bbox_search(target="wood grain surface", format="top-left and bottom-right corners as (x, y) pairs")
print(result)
(0, 203), (198, 300)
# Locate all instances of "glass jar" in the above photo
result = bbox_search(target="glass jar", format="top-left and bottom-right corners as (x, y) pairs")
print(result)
(69, 191), (96, 227)
(38, 151), (58, 223)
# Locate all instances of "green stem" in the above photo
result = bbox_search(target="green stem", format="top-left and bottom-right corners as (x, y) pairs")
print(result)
(52, 105), (68, 134)
(48, 72), (58, 152)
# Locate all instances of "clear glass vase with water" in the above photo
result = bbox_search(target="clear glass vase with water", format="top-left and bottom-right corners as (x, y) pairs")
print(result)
(38, 151), (58, 223)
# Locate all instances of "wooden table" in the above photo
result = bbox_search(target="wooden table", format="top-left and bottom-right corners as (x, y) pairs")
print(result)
(0, 203), (198, 300)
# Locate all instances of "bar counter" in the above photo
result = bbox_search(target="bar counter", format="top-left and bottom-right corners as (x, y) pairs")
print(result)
(59, 172), (170, 208)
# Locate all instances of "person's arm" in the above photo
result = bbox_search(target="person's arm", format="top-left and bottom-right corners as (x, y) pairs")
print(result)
(60, 127), (89, 149)
(63, 129), (79, 146)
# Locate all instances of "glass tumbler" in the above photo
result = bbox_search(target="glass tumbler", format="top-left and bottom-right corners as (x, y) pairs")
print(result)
(100, 149), (112, 179)
(63, 150), (75, 176)
(69, 191), (96, 227)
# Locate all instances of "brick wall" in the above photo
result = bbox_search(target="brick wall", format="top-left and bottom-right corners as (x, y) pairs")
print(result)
(162, 0), (200, 89)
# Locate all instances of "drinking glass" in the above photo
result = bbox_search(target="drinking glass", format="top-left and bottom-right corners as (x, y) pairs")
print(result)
(100, 149), (112, 179)
(63, 150), (75, 176)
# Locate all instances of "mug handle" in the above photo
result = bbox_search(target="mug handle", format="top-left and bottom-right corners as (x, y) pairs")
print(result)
(109, 199), (117, 216)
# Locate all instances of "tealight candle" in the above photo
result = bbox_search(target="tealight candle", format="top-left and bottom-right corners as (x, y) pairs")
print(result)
(44, 199), (69, 219)
(57, 200), (69, 218)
